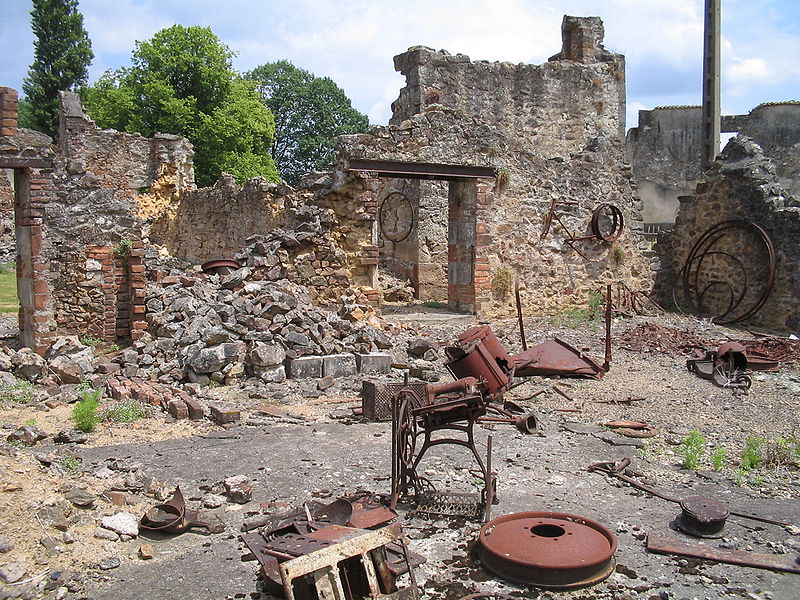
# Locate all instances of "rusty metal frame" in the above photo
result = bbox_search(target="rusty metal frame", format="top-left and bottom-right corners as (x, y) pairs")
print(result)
(277, 524), (418, 600)
(646, 533), (800, 574)
(378, 191), (416, 242)
(540, 200), (624, 260)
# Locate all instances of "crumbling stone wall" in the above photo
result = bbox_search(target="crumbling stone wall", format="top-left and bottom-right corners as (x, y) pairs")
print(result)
(340, 15), (651, 317)
(627, 102), (800, 227)
(655, 135), (800, 330)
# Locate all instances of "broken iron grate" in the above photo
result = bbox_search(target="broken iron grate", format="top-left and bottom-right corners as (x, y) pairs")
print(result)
(416, 492), (482, 518)
(362, 381), (428, 421)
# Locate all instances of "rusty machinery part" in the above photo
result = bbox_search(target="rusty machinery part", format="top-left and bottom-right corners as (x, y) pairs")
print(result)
(590, 203), (624, 242)
(686, 343), (753, 389)
(390, 383), (496, 521)
(511, 337), (605, 379)
(588, 458), (791, 529)
(677, 220), (776, 324)
(647, 533), (800, 574)
(140, 487), (222, 534)
(477, 512), (617, 590)
(379, 191), (415, 243)
(673, 495), (729, 538)
(200, 259), (241, 276)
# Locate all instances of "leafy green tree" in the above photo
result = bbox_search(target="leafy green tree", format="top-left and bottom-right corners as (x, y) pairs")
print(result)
(82, 25), (278, 187)
(247, 61), (369, 185)
(22, 0), (94, 139)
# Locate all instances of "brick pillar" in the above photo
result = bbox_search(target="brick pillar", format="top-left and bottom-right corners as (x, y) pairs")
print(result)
(0, 87), (19, 137)
(447, 180), (477, 313)
(356, 176), (379, 290)
(473, 180), (495, 315)
(15, 165), (56, 354)
(128, 241), (148, 341)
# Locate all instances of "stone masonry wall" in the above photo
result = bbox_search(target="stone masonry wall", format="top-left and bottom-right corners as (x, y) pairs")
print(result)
(655, 135), (800, 331)
(627, 102), (800, 227)
(340, 15), (652, 318)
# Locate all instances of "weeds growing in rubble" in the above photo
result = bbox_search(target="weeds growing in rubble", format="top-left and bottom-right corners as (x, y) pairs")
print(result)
(711, 447), (727, 471)
(740, 436), (764, 471)
(71, 389), (102, 433)
(103, 400), (147, 423)
(678, 429), (706, 470)
(79, 335), (103, 347)
(0, 378), (34, 405)
(59, 456), (81, 475)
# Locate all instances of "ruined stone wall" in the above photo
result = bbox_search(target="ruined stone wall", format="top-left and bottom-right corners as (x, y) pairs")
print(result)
(655, 135), (800, 331)
(737, 103), (800, 197)
(151, 174), (286, 263)
(626, 106), (704, 225)
(627, 102), (800, 227)
(341, 16), (652, 318)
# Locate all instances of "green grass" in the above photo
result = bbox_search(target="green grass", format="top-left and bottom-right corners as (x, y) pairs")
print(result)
(0, 262), (18, 314)
(102, 400), (147, 423)
(740, 436), (764, 471)
(0, 378), (34, 404)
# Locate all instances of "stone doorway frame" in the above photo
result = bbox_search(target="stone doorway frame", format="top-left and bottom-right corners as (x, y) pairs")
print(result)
(347, 158), (496, 314)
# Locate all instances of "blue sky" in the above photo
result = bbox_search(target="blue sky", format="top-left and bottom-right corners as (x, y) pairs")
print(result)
(2, 0), (799, 132)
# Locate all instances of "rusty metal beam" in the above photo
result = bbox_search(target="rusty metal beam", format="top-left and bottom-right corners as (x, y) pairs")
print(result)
(347, 158), (496, 181)
(646, 533), (800, 574)
(0, 157), (53, 169)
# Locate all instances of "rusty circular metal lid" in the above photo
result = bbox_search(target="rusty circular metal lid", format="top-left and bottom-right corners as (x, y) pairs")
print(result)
(478, 511), (617, 589)
(675, 495), (729, 538)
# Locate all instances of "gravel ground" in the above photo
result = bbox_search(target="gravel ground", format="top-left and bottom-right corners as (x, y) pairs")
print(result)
(1, 308), (799, 600)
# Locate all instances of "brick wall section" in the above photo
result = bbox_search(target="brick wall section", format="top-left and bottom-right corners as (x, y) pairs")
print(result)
(0, 87), (18, 137)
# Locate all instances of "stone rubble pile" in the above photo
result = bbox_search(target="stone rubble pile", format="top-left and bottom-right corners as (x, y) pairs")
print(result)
(121, 270), (393, 386)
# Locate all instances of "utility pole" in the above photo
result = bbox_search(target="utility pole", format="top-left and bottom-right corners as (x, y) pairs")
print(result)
(701, 0), (721, 166)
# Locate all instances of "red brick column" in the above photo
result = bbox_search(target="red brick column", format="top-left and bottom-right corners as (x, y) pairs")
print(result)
(16, 166), (57, 354)
(128, 241), (147, 341)
(473, 180), (495, 315)
(0, 87), (18, 137)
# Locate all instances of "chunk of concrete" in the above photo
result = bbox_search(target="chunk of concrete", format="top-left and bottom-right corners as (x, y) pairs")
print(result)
(355, 352), (392, 374)
(286, 356), (322, 379)
(322, 353), (357, 377)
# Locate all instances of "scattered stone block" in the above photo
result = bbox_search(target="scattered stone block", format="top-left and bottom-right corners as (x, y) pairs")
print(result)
(98, 557), (121, 570)
(101, 512), (139, 537)
(355, 352), (392, 374)
(210, 404), (240, 425)
(63, 486), (96, 508)
(254, 365), (286, 383)
(182, 395), (205, 419)
(248, 342), (286, 367)
(103, 491), (128, 506)
(54, 429), (89, 444)
(286, 356), (323, 379)
(0, 561), (27, 584)
(167, 399), (188, 420)
(223, 475), (253, 504)
(93, 527), (119, 541)
(138, 544), (155, 560)
(322, 353), (357, 377)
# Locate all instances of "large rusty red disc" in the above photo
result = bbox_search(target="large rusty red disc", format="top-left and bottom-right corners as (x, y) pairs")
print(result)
(477, 511), (617, 589)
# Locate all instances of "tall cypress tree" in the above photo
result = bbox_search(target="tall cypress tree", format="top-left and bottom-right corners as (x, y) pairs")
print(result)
(22, 0), (93, 139)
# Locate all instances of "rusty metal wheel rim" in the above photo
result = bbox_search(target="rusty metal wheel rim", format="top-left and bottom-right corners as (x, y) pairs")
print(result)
(477, 511), (617, 590)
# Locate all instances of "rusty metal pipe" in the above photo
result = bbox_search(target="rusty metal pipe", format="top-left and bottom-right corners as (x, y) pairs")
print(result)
(515, 279), (527, 351)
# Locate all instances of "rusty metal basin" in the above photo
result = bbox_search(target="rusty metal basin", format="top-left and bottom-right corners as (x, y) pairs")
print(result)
(477, 511), (617, 590)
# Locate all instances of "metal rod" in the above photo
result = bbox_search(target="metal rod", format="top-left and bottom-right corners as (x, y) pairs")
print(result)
(515, 279), (527, 351)
(603, 283), (612, 371)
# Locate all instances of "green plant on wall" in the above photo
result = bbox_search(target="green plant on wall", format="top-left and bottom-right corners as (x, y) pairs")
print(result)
(491, 266), (514, 300)
(112, 238), (133, 258)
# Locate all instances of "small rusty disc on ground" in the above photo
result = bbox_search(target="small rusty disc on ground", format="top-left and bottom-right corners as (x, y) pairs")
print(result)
(477, 511), (617, 589)
(200, 259), (241, 276)
(674, 495), (729, 538)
